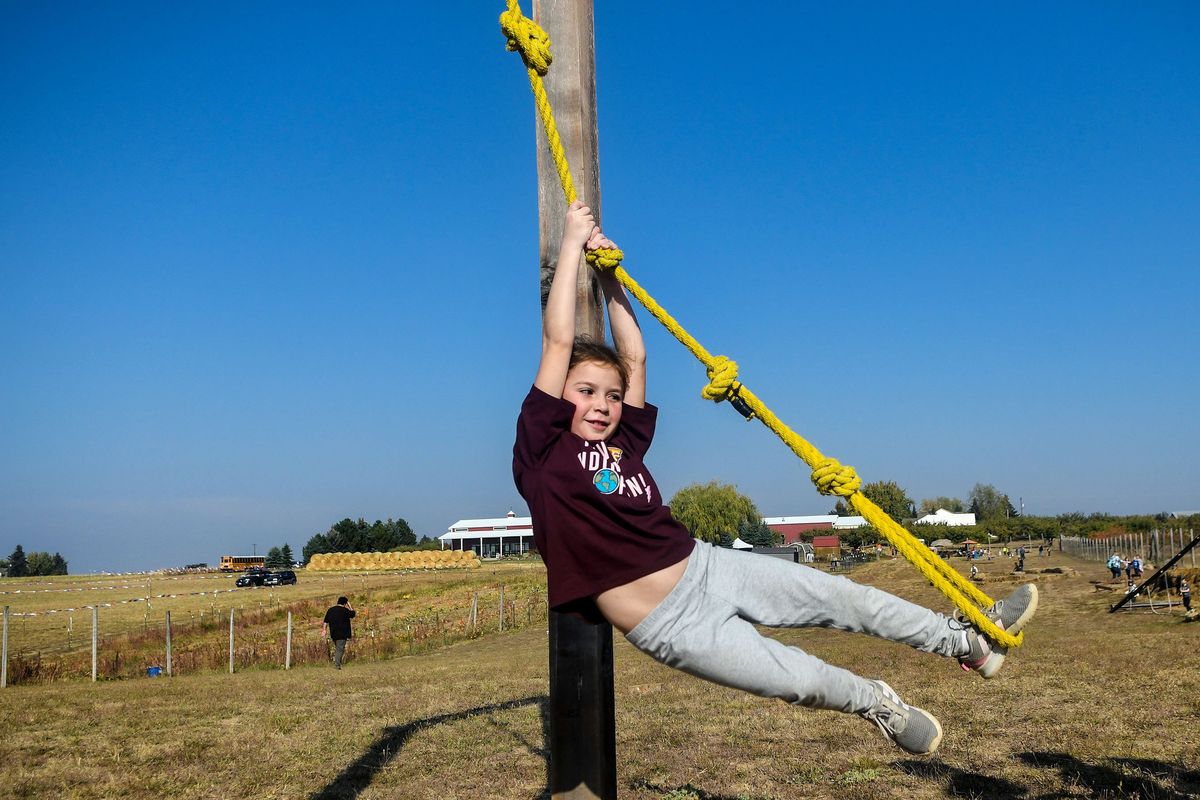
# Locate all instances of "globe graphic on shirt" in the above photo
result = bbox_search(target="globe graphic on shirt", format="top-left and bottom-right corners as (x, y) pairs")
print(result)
(593, 468), (619, 495)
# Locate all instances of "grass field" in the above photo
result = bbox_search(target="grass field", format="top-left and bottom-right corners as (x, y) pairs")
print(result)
(1, 545), (1198, 799)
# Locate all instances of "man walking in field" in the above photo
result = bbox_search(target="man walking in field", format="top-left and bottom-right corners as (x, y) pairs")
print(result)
(322, 596), (356, 669)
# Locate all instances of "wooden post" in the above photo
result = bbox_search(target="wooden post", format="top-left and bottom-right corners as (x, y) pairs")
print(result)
(228, 608), (235, 674)
(530, 3), (616, 798)
(1, 606), (8, 689)
(499, 585), (505, 633)
(165, 611), (173, 677)
(91, 606), (98, 682)
(285, 611), (293, 670)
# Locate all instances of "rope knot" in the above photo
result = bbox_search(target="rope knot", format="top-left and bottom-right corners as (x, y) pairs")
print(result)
(810, 458), (861, 497)
(585, 247), (624, 271)
(499, 1), (553, 76)
(702, 356), (740, 402)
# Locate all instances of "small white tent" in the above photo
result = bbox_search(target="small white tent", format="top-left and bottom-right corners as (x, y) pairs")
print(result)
(731, 537), (753, 550)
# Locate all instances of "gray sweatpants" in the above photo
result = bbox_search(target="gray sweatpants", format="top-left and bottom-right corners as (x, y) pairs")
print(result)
(625, 540), (969, 715)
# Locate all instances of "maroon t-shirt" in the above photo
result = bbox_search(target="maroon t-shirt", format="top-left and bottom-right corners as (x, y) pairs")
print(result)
(513, 385), (695, 617)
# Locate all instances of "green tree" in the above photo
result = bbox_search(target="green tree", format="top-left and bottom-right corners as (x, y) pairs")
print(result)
(302, 533), (332, 564)
(390, 518), (416, 547)
(669, 481), (763, 545)
(918, 496), (965, 516)
(265, 546), (284, 568)
(969, 483), (1015, 521)
(738, 517), (777, 548)
(26, 551), (54, 576)
(280, 543), (294, 566)
(860, 480), (914, 520)
(830, 499), (852, 516)
(50, 552), (68, 575)
(6, 545), (27, 578)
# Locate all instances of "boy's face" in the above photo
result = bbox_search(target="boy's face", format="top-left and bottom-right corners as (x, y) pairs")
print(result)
(563, 360), (624, 441)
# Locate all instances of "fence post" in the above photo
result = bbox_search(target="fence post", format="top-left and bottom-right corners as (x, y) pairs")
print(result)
(286, 611), (293, 670)
(165, 611), (173, 677)
(229, 608), (235, 674)
(2, 606), (8, 689)
(499, 585), (505, 633)
(91, 606), (98, 682)
(1192, 528), (1196, 568)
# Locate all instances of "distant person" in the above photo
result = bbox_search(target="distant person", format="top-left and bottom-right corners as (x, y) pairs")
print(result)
(322, 596), (356, 669)
(1107, 553), (1122, 580)
(1181, 578), (1191, 612)
(1130, 556), (1143, 578)
(970, 564), (979, 580)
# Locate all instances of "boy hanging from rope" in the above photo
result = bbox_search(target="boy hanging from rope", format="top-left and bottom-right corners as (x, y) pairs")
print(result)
(513, 200), (1039, 755)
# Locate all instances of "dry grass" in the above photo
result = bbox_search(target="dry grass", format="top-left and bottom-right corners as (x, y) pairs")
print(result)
(1, 545), (1198, 799)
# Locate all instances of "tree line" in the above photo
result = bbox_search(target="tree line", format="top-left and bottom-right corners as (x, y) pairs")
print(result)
(3, 545), (69, 577)
(664, 481), (1197, 549)
(302, 517), (419, 563)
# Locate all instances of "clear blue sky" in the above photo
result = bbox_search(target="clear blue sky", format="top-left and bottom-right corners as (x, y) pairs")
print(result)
(2, 3), (1197, 573)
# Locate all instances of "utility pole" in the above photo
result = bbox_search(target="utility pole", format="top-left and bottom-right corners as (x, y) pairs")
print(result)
(532, 3), (615, 799)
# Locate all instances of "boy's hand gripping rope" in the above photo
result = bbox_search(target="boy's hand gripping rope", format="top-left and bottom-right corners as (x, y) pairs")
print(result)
(498, 0), (1022, 650)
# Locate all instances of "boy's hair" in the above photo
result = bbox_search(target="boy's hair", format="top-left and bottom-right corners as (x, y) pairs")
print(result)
(337, 596), (349, 606)
(570, 336), (630, 393)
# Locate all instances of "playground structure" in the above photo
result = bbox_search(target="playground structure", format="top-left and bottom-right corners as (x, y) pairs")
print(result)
(1108, 532), (1199, 614)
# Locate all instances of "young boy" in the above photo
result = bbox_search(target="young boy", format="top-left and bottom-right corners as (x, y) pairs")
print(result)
(513, 201), (1038, 756)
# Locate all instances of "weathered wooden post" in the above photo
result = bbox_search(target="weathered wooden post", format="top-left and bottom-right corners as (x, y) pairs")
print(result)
(228, 608), (235, 674)
(2, 605), (9, 688)
(285, 611), (293, 670)
(165, 611), (173, 677)
(530, 3), (616, 797)
(91, 606), (98, 682)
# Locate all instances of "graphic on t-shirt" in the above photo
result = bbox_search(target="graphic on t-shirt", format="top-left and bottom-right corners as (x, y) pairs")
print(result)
(579, 441), (653, 503)
(593, 468), (619, 494)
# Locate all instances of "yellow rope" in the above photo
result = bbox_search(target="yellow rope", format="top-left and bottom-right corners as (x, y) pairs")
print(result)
(498, 0), (1021, 649)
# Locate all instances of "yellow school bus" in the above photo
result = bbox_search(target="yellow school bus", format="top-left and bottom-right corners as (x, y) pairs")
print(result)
(219, 555), (266, 572)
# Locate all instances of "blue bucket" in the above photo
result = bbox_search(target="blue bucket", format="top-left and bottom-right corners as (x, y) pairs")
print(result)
(147, 666), (162, 677)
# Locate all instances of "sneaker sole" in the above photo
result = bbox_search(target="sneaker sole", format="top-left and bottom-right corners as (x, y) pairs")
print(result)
(975, 584), (1040, 679)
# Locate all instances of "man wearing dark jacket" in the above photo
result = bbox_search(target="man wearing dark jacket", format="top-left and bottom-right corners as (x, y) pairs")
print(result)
(322, 596), (356, 669)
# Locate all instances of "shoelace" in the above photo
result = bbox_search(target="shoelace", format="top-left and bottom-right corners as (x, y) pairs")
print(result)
(862, 698), (905, 737)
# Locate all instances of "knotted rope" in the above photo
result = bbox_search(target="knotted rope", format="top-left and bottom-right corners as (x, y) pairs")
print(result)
(498, 0), (1020, 649)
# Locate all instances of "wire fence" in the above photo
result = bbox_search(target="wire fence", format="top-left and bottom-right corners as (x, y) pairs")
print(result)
(1060, 527), (1196, 567)
(1, 583), (547, 687)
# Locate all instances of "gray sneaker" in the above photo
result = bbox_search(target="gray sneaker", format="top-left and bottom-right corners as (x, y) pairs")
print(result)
(958, 583), (1039, 679)
(859, 680), (943, 755)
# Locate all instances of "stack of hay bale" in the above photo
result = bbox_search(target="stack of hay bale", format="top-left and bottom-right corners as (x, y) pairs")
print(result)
(307, 549), (482, 572)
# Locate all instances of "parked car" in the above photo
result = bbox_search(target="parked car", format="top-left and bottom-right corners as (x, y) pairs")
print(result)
(235, 570), (268, 587)
(263, 570), (297, 586)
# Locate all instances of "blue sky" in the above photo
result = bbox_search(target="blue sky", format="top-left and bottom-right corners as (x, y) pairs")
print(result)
(2, 3), (1197, 573)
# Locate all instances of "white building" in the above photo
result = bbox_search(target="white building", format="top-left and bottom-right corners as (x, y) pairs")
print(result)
(914, 508), (977, 527)
(438, 511), (535, 558)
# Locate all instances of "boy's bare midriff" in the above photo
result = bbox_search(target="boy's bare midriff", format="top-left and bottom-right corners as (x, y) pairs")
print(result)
(595, 555), (690, 634)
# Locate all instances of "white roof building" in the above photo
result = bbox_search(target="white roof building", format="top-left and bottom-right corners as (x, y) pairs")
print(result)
(438, 511), (535, 557)
(915, 509), (977, 527)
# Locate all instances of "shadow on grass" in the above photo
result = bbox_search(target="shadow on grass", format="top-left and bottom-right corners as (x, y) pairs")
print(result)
(898, 752), (1200, 799)
(310, 694), (549, 800)
(1017, 751), (1200, 800)
(897, 759), (1029, 799)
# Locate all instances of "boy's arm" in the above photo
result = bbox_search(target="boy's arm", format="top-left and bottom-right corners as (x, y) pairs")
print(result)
(588, 230), (646, 408)
(534, 200), (597, 398)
